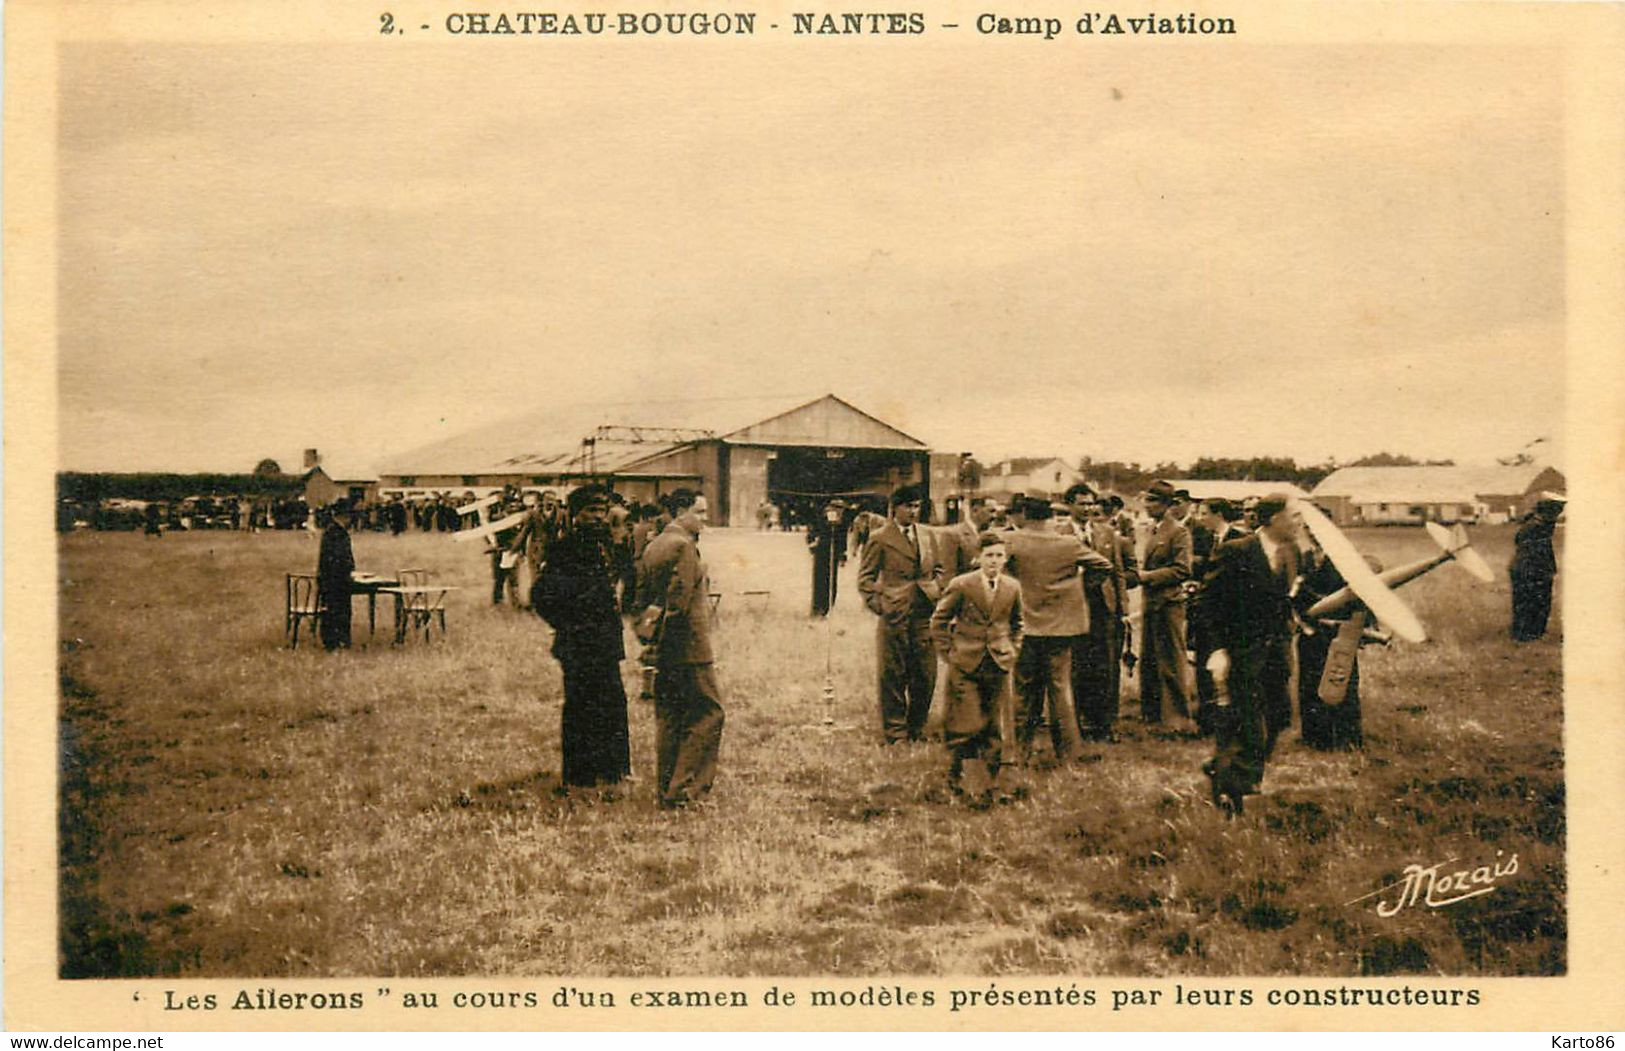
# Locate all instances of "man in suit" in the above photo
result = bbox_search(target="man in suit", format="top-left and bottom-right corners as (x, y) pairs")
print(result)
(858, 484), (944, 743)
(1064, 483), (1131, 741)
(635, 488), (725, 808)
(1196, 493), (1301, 814)
(1130, 480), (1194, 729)
(1189, 497), (1247, 734)
(944, 497), (997, 576)
(931, 532), (1023, 804)
(1004, 497), (1112, 764)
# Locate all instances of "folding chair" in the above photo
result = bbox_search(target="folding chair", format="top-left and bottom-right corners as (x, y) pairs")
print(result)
(285, 573), (322, 649)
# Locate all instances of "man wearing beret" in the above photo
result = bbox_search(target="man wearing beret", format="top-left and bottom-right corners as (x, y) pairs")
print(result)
(533, 484), (632, 790)
(635, 488), (726, 807)
(1130, 480), (1195, 730)
(858, 484), (944, 743)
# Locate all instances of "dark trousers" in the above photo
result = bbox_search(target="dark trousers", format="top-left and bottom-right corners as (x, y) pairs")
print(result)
(1016, 635), (1085, 762)
(654, 662), (725, 807)
(1072, 596), (1121, 735)
(1510, 570), (1554, 641)
(811, 550), (840, 616)
(1140, 601), (1192, 722)
(491, 551), (519, 606)
(944, 655), (1012, 786)
(559, 657), (632, 787)
(877, 614), (936, 742)
(318, 589), (351, 650)
(1192, 623), (1218, 732)
(1210, 637), (1292, 790)
(1297, 629), (1362, 750)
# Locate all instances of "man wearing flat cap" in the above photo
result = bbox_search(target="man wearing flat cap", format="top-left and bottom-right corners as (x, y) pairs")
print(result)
(858, 483), (945, 742)
(1130, 480), (1195, 730)
(1510, 493), (1565, 641)
(533, 484), (632, 790)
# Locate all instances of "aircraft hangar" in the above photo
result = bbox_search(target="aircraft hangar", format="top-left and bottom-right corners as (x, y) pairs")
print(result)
(375, 393), (964, 526)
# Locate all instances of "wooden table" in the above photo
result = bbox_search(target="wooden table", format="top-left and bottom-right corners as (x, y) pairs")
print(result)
(349, 572), (400, 637)
(377, 584), (459, 644)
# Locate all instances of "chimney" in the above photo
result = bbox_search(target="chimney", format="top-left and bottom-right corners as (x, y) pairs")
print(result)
(304, 448), (321, 470)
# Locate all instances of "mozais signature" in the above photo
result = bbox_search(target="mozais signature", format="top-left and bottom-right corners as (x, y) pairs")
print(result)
(1346, 851), (1520, 916)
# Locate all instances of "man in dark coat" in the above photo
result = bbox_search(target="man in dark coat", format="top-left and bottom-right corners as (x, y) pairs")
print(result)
(1294, 537), (1368, 751)
(635, 488), (725, 807)
(1510, 495), (1564, 641)
(1189, 497), (1247, 734)
(1195, 493), (1301, 813)
(857, 484), (944, 743)
(534, 484), (632, 790)
(316, 500), (355, 651)
(1064, 484), (1132, 741)
(807, 499), (849, 616)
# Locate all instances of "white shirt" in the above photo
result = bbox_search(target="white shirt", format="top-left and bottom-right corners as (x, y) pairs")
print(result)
(1256, 529), (1283, 572)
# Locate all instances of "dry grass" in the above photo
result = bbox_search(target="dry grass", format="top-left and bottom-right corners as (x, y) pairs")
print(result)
(57, 524), (1564, 978)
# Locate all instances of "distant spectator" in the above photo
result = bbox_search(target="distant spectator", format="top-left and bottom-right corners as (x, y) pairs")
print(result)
(1510, 495), (1564, 641)
(316, 501), (355, 651)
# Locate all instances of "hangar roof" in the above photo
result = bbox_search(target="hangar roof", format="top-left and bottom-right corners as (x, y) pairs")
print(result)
(377, 393), (928, 477)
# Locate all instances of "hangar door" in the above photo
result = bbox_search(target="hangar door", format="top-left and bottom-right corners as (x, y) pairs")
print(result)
(766, 446), (924, 525)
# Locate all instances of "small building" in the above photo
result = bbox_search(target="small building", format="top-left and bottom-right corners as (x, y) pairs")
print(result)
(299, 449), (378, 507)
(978, 457), (1081, 500)
(375, 394), (952, 527)
(1311, 463), (1565, 526)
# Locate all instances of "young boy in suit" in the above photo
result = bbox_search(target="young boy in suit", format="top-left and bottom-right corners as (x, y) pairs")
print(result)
(931, 532), (1024, 807)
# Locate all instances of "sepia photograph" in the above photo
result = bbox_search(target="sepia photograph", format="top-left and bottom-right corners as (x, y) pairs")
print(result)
(6, 0), (1624, 1034)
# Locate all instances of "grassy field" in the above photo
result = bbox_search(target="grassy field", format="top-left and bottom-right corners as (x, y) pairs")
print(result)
(57, 522), (1564, 978)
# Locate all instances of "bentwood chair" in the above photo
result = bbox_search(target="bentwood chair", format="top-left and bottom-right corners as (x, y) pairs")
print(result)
(391, 568), (447, 642)
(285, 573), (323, 649)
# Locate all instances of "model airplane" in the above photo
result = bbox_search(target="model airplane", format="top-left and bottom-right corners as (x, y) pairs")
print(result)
(1294, 502), (1494, 704)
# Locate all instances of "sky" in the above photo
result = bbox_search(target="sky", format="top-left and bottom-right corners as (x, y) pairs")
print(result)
(56, 36), (1567, 475)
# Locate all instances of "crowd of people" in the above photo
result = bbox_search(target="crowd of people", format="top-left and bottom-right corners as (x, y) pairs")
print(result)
(301, 474), (1561, 818)
(841, 481), (1412, 815)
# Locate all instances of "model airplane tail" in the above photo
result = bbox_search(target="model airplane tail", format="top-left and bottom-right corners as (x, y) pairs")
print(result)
(1303, 516), (1493, 631)
(1431, 521), (1495, 583)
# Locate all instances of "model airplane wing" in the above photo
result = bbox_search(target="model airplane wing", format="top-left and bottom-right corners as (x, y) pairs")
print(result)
(1296, 500), (1428, 644)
